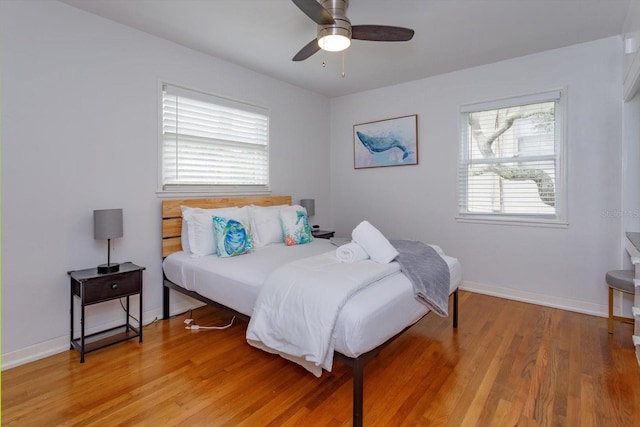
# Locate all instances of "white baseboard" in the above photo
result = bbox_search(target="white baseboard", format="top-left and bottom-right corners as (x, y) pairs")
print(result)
(459, 280), (608, 318)
(1, 336), (71, 371)
(1, 302), (199, 371)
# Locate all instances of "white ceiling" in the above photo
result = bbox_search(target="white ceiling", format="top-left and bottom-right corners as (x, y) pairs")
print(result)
(60, 0), (631, 98)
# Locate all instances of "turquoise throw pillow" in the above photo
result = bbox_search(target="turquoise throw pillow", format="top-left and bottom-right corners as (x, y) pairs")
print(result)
(213, 216), (254, 257)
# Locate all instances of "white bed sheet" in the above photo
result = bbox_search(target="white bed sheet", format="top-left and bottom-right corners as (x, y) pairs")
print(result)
(163, 239), (461, 358)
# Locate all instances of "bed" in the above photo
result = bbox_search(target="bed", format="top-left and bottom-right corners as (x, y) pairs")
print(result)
(161, 196), (461, 426)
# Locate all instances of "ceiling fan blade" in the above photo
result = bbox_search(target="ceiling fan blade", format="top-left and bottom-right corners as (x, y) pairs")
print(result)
(292, 0), (335, 25)
(352, 25), (415, 42)
(293, 39), (321, 61)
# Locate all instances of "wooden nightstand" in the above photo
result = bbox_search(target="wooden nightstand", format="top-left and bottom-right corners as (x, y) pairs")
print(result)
(68, 262), (145, 362)
(312, 229), (335, 239)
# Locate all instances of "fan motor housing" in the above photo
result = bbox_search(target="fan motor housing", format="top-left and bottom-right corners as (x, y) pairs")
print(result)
(317, 19), (352, 41)
(317, 0), (352, 42)
(320, 0), (349, 16)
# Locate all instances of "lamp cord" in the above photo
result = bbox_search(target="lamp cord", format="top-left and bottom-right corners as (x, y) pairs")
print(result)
(118, 299), (158, 327)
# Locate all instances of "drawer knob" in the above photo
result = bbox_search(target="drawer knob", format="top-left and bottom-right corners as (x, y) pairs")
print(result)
(110, 283), (118, 290)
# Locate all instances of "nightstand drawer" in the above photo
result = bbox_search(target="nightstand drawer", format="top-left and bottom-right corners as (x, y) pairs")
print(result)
(81, 271), (142, 304)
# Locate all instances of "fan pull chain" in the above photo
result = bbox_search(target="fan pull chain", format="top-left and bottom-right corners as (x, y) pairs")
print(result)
(341, 52), (346, 78)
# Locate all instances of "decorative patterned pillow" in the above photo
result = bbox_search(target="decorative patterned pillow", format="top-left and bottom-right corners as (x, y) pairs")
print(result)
(279, 208), (313, 246)
(213, 216), (254, 257)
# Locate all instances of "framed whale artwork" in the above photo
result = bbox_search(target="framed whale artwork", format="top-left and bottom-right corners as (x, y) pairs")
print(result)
(353, 114), (418, 169)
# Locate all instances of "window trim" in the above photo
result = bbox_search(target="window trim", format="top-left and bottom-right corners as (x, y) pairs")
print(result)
(456, 88), (568, 228)
(156, 80), (271, 198)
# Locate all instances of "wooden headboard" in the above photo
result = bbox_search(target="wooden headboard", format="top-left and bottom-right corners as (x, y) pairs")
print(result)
(161, 195), (292, 258)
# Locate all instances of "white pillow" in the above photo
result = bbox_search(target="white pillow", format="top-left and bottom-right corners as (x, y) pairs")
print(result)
(249, 204), (289, 247)
(181, 206), (249, 256)
(180, 205), (200, 254)
(180, 216), (191, 253)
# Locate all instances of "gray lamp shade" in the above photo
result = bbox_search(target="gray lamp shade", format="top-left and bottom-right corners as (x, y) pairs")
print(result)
(299, 199), (315, 217)
(94, 209), (123, 240)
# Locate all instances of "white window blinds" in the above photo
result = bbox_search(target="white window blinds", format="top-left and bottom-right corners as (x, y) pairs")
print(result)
(161, 84), (269, 193)
(458, 90), (566, 225)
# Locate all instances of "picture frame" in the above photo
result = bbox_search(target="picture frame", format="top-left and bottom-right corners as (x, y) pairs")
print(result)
(353, 114), (418, 169)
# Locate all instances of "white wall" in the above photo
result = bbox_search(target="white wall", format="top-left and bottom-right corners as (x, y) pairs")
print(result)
(0, 0), (330, 368)
(330, 37), (624, 315)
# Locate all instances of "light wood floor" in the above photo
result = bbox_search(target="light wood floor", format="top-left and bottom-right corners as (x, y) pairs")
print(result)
(2, 291), (640, 426)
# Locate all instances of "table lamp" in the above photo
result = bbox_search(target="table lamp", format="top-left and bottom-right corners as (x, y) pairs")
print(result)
(300, 199), (318, 230)
(94, 208), (123, 274)
(299, 199), (315, 217)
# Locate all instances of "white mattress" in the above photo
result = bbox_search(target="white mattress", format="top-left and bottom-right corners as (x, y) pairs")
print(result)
(163, 239), (461, 358)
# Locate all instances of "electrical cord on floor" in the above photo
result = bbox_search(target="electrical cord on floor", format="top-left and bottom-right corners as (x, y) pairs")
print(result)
(122, 303), (233, 331)
(144, 317), (159, 327)
(185, 316), (236, 330)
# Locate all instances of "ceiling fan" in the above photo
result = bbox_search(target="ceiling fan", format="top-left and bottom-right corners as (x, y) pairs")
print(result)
(292, 0), (415, 61)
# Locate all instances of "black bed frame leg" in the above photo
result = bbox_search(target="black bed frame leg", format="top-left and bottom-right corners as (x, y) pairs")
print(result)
(353, 363), (364, 427)
(163, 283), (170, 320)
(353, 358), (364, 427)
(453, 289), (458, 328)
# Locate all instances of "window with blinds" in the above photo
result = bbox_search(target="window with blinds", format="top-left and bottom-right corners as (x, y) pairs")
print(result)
(160, 84), (270, 194)
(458, 90), (566, 226)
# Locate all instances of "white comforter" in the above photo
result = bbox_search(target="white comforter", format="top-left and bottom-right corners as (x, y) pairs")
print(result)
(246, 250), (401, 377)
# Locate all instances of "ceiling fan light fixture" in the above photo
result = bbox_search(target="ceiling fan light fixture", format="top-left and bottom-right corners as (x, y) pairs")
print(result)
(318, 34), (351, 52)
(317, 21), (351, 52)
(292, 0), (414, 62)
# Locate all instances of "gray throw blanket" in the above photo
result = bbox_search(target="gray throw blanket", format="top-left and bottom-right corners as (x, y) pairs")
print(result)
(389, 240), (450, 317)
